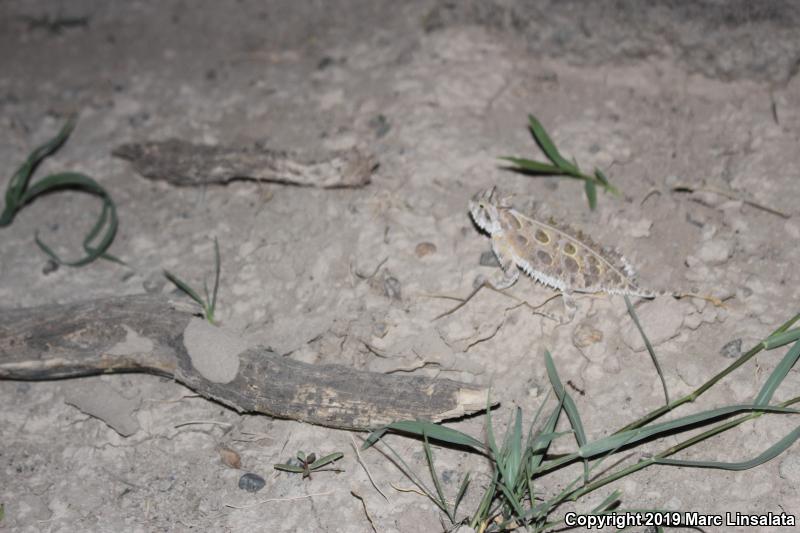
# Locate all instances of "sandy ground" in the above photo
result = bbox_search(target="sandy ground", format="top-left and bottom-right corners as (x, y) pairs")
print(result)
(1, 1), (799, 531)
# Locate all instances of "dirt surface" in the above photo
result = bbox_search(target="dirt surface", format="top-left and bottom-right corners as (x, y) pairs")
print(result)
(2, 1), (799, 531)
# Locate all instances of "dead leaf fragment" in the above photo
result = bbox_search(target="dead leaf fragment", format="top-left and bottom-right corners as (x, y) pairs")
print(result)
(219, 446), (242, 469)
(415, 242), (437, 257)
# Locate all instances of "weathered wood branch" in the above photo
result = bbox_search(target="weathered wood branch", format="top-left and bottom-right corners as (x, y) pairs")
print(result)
(112, 139), (377, 188)
(0, 295), (489, 430)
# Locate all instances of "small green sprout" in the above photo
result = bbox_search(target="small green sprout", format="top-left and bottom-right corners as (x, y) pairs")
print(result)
(501, 114), (620, 210)
(274, 451), (344, 479)
(164, 237), (221, 324)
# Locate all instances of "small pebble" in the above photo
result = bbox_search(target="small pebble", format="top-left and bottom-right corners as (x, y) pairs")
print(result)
(719, 338), (742, 358)
(238, 473), (265, 493)
(415, 241), (437, 257)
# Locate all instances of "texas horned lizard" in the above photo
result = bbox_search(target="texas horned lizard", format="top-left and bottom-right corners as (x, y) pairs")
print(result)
(469, 187), (655, 318)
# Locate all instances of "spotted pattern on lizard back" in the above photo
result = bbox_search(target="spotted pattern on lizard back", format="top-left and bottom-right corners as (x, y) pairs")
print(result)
(469, 187), (654, 304)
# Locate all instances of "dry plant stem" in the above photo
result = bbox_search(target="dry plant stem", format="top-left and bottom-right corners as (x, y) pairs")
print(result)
(224, 491), (336, 509)
(430, 282), (559, 321)
(351, 435), (389, 501)
(351, 491), (379, 533)
(673, 184), (790, 219)
(0, 294), (490, 430)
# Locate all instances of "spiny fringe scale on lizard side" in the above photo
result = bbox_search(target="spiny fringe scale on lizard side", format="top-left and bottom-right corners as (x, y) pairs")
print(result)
(469, 187), (656, 299)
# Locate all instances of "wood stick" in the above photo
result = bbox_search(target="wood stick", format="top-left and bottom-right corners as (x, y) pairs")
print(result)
(0, 294), (489, 430)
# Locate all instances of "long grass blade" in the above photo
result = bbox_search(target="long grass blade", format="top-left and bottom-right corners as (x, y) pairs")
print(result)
(578, 404), (798, 458)
(498, 156), (563, 175)
(1, 116), (76, 226)
(422, 432), (451, 520)
(624, 295), (669, 405)
(211, 237), (221, 318)
(584, 180), (597, 210)
(763, 328), (800, 350)
(362, 420), (485, 453)
(527, 114), (578, 173)
(544, 351), (587, 446)
(453, 472), (470, 517)
(164, 270), (206, 308)
(655, 424), (800, 470)
(754, 339), (800, 406)
(591, 490), (622, 513)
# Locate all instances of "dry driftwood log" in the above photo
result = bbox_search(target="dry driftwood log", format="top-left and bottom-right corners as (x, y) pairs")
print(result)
(0, 294), (489, 430)
(112, 139), (377, 188)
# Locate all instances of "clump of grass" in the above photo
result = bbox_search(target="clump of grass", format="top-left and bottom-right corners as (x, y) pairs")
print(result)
(364, 311), (800, 531)
(274, 451), (344, 479)
(0, 115), (120, 266)
(501, 114), (619, 210)
(164, 237), (221, 324)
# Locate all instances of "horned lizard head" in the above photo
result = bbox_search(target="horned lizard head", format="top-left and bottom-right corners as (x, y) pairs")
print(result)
(469, 187), (507, 235)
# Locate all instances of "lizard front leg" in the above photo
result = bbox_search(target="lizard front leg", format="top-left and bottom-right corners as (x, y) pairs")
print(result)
(478, 236), (519, 290)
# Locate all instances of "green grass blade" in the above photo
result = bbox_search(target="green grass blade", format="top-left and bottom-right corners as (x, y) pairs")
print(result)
(370, 438), (438, 501)
(1, 116), (76, 226)
(498, 408), (522, 487)
(527, 114), (578, 173)
(654, 424), (800, 470)
(578, 404), (798, 458)
(273, 464), (306, 473)
(624, 295), (669, 405)
(529, 396), (565, 471)
(422, 432), (451, 520)
(470, 471), (497, 529)
(164, 270), (207, 308)
(498, 156), (563, 175)
(309, 452), (344, 469)
(594, 168), (621, 196)
(544, 351), (587, 447)
(211, 237), (221, 317)
(525, 390), (551, 448)
(763, 328), (800, 350)
(486, 401), (500, 459)
(362, 428), (388, 449)
(362, 420), (485, 453)
(453, 472), (470, 517)
(754, 339), (800, 406)
(18, 171), (119, 266)
(497, 480), (526, 519)
(591, 490), (622, 513)
(584, 180), (597, 210)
